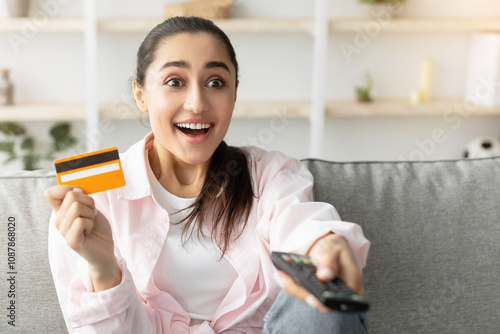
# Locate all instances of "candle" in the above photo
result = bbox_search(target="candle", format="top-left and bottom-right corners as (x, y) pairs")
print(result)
(410, 89), (421, 105)
(419, 58), (433, 102)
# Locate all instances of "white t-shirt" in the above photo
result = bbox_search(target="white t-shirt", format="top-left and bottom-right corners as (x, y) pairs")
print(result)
(147, 164), (238, 326)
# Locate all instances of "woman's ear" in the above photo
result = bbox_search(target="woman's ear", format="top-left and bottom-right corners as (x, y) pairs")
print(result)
(234, 80), (239, 102)
(133, 80), (148, 113)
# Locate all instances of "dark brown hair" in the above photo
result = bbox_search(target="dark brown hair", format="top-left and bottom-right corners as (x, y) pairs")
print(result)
(135, 16), (238, 87)
(135, 16), (253, 256)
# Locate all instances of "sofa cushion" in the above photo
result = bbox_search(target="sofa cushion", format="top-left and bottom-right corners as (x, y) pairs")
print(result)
(3, 157), (500, 333)
(0, 170), (67, 333)
(302, 157), (500, 334)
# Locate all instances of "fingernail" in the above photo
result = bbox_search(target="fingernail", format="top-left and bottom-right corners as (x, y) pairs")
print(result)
(73, 188), (83, 194)
(317, 268), (334, 280)
(305, 295), (318, 309)
(273, 272), (285, 289)
(94, 208), (98, 217)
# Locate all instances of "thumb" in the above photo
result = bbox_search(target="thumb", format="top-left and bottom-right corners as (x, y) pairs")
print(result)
(44, 185), (79, 211)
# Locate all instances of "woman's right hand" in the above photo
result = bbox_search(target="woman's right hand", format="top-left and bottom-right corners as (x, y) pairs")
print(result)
(45, 185), (121, 291)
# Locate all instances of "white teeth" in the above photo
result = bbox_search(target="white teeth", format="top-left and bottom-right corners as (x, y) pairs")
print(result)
(176, 123), (211, 129)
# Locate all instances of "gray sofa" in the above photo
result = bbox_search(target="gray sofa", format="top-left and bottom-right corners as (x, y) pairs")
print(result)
(1, 157), (499, 333)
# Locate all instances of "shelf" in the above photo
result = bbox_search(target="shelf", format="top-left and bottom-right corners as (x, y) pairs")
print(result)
(3, 17), (498, 35)
(0, 17), (84, 33)
(0, 101), (310, 123)
(326, 98), (500, 117)
(0, 103), (85, 121)
(100, 100), (311, 120)
(4, 99), (500, 122)
(233, 100), (310, 118)
(98, 18), (315, 33)
(4, 17), (498, 35)
(330, 18), (500, 33)
(0, 16), (314, 34)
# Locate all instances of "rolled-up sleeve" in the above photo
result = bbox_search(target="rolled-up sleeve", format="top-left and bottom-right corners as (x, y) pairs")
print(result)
(252, 148), (370, 270)
(48, 211), (160, 333)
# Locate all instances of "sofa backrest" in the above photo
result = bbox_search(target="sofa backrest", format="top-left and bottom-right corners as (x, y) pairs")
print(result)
(2, 157), (500, 333)
(303, 157), (500, 334)
(0, 170), (66, 333)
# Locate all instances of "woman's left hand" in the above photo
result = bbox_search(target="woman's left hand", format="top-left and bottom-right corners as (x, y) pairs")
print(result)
(277, 233), (363, 313)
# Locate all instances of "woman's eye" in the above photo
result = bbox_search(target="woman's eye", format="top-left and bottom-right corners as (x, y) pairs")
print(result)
(207, 79), (225, 88)
(166, 78), (183, 87)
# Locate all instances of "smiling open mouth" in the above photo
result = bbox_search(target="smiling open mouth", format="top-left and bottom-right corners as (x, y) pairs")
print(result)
(175, 123), (212, 136)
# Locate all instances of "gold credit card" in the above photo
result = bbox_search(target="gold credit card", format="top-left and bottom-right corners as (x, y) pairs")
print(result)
(54, 147), (126, 194)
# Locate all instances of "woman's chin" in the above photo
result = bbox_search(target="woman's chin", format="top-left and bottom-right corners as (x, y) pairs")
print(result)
(178, 149), (215, 167)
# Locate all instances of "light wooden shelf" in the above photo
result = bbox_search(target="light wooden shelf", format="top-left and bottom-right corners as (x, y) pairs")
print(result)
(330, 18), (500, 33)
(5, 17), (499, 34)
(100, 100), (311, 120)
(0, 101), (309, 123)
(0, 17), (84, 33)
(326, 98), (500, 117)
(4, 99), (500, 122)
(98, 18), (315, 33)
(0, 103), (85, 121)
(233, 100), (310, 118)
(0, 17), (314, 34)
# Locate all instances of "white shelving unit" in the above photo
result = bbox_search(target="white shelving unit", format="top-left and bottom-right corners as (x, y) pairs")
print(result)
(0, 0), (328, 157)
(2, 3), (500, 158)
(0, 1), (331, 158)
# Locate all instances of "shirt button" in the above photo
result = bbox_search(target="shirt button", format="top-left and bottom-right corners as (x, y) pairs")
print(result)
(162, 216), (169, 224)
(146, 251), (157, 260)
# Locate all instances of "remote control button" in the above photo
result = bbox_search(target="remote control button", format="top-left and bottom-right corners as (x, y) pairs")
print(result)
(335, 292), (350, 299)
(323, 291), (336, 298)
(340, 304), (348, 311)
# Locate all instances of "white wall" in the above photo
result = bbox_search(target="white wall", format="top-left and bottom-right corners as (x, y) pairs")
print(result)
(1, 0), (500, 172)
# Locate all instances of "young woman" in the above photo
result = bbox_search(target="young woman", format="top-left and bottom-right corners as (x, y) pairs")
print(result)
(45, 16), (370, 333)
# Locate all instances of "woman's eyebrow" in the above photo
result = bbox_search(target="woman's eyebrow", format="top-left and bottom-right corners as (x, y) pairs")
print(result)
(159, 60), (230, 73)
(160, 61), (189, 71)
(205, 61), (230, 73)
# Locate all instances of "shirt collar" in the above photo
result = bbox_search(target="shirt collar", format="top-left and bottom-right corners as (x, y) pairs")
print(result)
(117, 132), (155, 200)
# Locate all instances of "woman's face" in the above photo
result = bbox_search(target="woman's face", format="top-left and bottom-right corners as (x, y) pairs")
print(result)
(135, 32), (237, 166)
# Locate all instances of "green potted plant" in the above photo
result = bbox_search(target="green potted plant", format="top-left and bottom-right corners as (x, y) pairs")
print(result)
(0, 122), (77, 170)
(355, 72), (373, 103)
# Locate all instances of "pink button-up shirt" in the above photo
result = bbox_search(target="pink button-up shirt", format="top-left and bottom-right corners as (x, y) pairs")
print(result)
(48, 133), (370, 333)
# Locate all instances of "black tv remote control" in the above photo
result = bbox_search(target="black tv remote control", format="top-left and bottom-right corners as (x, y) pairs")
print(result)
(271, 252), (370, 312)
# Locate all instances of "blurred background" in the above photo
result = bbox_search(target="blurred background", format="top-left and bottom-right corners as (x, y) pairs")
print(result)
(1, 0), (500, 171)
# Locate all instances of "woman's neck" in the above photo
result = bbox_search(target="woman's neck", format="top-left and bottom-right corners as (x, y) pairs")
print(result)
(148, 143), (209, 199)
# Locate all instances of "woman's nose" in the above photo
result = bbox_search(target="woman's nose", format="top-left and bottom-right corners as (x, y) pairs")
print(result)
(183, 84), (209, 114)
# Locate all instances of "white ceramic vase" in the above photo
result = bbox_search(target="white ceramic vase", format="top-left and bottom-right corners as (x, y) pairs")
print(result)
(6, 0), (31, 17)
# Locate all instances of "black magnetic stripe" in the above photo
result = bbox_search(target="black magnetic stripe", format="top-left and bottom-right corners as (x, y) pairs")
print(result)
(55, 150), (119, 173)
